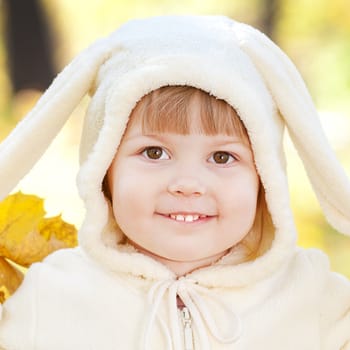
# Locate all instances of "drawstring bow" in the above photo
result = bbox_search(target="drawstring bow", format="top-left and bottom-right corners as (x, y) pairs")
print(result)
(143, 278), (242, 349)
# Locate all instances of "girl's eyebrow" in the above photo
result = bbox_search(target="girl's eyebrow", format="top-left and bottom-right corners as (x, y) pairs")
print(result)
(124, 133), (246, 144)
(122, 133), (252, 150)
(122, 133), (167, 142)
(210, 138), (247, 146)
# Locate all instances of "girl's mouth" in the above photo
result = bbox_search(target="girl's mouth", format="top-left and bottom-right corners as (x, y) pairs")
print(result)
(168, 214), (208, 222)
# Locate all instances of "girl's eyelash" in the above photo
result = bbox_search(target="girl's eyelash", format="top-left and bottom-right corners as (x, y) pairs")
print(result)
(208, 151), (238, 165)
(138, 147), (238, 164)
(140, 146), (170, 160)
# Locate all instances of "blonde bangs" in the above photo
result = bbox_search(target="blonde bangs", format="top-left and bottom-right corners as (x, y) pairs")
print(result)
(128, 86), (249, 142)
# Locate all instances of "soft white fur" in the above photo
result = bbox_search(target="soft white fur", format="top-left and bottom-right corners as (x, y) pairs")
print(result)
(0, 247), (349, 349)
(0, 15), (349, 349)
(0, 14), (349, 282)
(0, 12), (348, 285)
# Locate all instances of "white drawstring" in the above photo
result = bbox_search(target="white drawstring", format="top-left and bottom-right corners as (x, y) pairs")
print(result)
(142, 278), (242, 349)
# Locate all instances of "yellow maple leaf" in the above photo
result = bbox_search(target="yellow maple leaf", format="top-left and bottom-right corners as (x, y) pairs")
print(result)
(0, 257), (23, 303)
(0, 192), (78, 266)
(0, 192), (78, 302)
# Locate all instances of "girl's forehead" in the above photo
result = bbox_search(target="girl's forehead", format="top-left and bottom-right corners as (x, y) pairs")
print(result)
(120, 114), (251, 152)
(123, 86), (250, 143)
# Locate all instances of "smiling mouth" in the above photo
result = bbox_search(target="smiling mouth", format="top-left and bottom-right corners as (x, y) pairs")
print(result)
(164, 213), (212, 223)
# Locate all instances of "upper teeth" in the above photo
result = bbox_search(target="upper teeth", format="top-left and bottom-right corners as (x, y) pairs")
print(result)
(169, 214), (203, 222)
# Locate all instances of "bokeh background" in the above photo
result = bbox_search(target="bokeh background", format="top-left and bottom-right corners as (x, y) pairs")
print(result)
(0, 0), (349, 275)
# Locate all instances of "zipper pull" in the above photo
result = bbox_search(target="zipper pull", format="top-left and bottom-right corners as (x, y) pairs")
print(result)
(181, 307), (194, 350)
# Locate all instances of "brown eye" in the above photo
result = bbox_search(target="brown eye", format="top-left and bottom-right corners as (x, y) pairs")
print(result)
(142, 147), (169, 160)
(210, 151), (235, 164)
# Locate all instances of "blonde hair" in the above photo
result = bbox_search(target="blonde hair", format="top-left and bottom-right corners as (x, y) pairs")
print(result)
(127, 85), (250, 140)
(105, 85), (271, 263)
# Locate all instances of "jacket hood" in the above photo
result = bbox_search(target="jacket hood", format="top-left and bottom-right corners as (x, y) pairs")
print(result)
(0, 15), (349, 287)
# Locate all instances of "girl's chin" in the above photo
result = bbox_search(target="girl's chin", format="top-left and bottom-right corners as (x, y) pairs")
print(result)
(155, 253), (229, 277)
(127, 238), (229, 268)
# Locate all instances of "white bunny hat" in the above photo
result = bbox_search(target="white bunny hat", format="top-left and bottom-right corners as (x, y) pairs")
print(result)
(0, 16), (349, 285)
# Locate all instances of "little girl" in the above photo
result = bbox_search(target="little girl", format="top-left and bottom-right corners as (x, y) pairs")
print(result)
(0, 15), (349, 350)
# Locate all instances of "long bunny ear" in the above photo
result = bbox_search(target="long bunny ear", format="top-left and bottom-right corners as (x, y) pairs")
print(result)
(235, 24), (350, 235)
(0, 37), (113, 200)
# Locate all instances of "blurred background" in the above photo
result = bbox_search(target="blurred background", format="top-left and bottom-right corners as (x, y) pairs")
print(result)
(0, 0), (349, 275)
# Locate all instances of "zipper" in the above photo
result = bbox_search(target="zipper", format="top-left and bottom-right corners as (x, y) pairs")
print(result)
(181, 307), (194, 350)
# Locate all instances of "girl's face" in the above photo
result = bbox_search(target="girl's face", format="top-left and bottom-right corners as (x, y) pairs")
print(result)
(107, 97), (260, 275)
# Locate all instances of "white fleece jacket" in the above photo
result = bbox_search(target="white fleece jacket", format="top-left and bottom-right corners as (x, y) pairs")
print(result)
(0, 246), (349, 349)
(0, 15), (349, 350)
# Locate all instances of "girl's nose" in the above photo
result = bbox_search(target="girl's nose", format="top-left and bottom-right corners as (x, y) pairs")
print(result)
(167, 176), (206, 197)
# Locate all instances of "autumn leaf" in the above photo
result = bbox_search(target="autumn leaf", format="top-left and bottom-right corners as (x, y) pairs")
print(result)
(0, 257), (23, 303)
(0, 192), (78, 302)
(0, 192), (78, 267)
